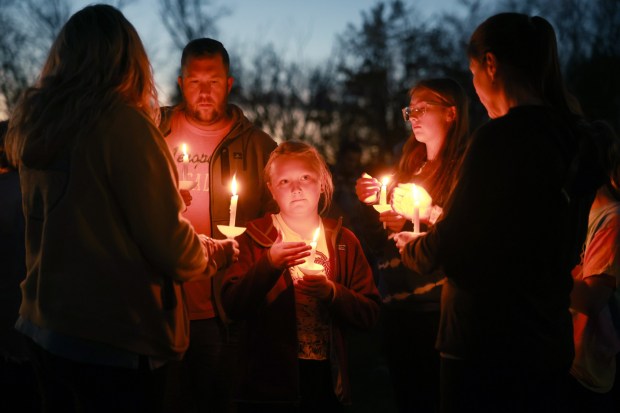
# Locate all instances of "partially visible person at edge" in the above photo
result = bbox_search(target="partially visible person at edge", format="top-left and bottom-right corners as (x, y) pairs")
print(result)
(4, 6), (238, 412)
(221, 141), (380, 413)
(568, 123), (620, 413)
(355, 78), (470, 413)
(0, 120), (40, 412)
(393, 13), (608, 413)
(158, 37), (277, 413)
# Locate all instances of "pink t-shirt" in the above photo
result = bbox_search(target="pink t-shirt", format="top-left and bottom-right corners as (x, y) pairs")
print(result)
(166, 110), (233, 319)
(166, 111), (233, 234)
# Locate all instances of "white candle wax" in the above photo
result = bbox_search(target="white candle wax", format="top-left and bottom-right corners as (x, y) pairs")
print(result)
(229, 175), (238, 227)
(229, 194), (238, 227)
(412, 184), (420, 234)
(380, 176), (389, 205)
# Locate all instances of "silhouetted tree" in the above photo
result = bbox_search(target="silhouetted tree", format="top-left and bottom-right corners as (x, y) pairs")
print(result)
(0, 0), (134, 118)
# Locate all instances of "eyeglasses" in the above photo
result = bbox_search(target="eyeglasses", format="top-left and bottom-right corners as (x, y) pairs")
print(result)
(402, 102), (452, 122)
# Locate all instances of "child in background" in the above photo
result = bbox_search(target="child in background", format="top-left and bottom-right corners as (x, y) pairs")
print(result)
(221, 141), (380, 413)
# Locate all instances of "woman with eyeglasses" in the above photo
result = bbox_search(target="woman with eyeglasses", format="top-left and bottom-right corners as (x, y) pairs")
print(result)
(355, 78), (470, 413)
(393, 13), (608, 413)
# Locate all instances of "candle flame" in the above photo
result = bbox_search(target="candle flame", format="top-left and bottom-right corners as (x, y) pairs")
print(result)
(382, 176), (389, 186)
(231, 174), (237, 196)
(182, 143), (188, 156)
(312, 226), (320, 242)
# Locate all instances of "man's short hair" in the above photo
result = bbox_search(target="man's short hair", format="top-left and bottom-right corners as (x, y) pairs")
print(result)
(181, 38), (230, 74)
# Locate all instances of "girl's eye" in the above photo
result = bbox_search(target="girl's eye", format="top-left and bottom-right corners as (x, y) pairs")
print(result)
(278, 179), (289, 186)
(300, 175), (309, 181)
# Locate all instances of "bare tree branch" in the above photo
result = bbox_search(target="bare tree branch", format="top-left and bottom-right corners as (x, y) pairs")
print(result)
(158, 0), (230, 48)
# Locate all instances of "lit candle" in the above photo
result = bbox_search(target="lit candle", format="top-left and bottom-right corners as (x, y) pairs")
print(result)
(380, 176), (389, 205)
(307, 226), (320, 265)
(181, 143), (189, 181)
(412, 184), (420, 234)
(229, 174), (238, 227)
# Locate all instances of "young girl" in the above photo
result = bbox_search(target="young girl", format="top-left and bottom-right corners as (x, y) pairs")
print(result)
(221, 141), (380, 412)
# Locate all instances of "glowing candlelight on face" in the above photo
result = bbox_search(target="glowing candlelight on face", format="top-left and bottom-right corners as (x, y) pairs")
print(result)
(307, 226), (320, 265)
(229, 174), (238, 227)
(412, 184), (420, 234)
(181, 143), (189, 181)
(380, 176), (389, 205)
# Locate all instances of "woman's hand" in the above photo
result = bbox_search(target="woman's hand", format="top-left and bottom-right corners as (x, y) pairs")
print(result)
(391, 183), (432, 221)
(268, 231), (311, 269)
(297, 273), (335, 301)
(355, 173), (381, 204)
(219, 238), (240, 264)
(393, 231), (425, 254)
(180, 189), (192, 207)
(380, 210), (407, 232)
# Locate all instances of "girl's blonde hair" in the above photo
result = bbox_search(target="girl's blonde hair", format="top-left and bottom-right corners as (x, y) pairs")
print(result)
(6, 4), (158, 167)
(264, 141), (333, 215)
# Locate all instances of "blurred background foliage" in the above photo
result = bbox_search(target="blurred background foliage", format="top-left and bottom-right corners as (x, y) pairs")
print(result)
(1, 0), (619, 169)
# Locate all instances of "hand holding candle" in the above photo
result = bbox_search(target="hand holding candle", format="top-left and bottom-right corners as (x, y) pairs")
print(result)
(372, 176), (392, 229)
(391, 183), (432, 223)
(229, 174), (238, 227)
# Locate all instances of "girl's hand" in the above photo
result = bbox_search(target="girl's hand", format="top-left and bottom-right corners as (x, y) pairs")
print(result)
(393, 231), (426, 254)
(297, 274), (335, 301)
(268, 231), (311, 269)
(380, 210), (407, 232)
(355, 173), (380, 204)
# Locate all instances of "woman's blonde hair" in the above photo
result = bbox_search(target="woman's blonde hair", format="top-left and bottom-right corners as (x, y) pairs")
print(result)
(264, 141), (334, 215)
(6, 4), (158, 166)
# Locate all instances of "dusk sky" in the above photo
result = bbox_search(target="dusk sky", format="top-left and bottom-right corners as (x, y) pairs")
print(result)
(72, 0), (465, 103)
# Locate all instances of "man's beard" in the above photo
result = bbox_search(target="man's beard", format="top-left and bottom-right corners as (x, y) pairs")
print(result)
(188, 104), (223, 124)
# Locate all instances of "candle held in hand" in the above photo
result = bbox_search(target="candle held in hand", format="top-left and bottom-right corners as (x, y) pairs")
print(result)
(229, 174), (238, 227)
(412, 184), (420, 234)
(380, 176), (389, 205)
(307, 226), (320, 265)
(181, 143), (189, 181)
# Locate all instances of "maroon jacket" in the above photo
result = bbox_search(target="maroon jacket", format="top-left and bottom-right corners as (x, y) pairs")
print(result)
(221, 214), (380, 405)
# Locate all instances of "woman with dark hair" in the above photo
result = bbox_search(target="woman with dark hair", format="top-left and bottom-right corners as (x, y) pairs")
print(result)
(356, 77), (470, 413)
(5, 5), (237, 412)
(394, 13), (607, 413)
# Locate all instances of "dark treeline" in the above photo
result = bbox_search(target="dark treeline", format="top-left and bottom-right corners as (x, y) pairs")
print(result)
(1, 0), (619, 166)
